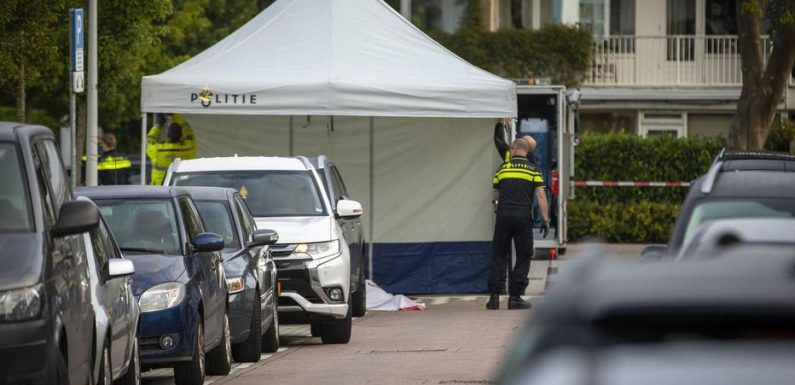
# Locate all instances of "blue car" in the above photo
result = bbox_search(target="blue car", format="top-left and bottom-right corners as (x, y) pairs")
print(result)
(78, 186), (231, 385)
(183, 186), (280, 362)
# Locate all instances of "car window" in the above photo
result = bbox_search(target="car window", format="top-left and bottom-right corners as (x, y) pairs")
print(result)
(683, 199), (795, 246)
(35, 140), (70, 212)
(89, 219), (115, 269)
(178, 197), (205, 242)
(331, 166), (348, 200)
(95, 199), (181, 255)
(195, 200), (239, 249)
(30, 143), (56, 225)
(172, 171), (327, 217)
(234, 195), (255, 242)
(0, 143), (33, 232)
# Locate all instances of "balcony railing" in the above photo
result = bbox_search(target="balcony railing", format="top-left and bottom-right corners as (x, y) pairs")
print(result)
(585, 35), (772, 87)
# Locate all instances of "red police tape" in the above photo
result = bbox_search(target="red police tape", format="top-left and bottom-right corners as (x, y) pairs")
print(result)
(574, 180), (691, 187)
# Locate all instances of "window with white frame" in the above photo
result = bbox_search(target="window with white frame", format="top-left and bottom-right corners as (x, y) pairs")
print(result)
(639, 112), (687, 138)
(580, 0), (607, 39)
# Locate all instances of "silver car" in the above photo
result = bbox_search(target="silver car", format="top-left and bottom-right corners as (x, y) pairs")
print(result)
(80, 198), (141, 385)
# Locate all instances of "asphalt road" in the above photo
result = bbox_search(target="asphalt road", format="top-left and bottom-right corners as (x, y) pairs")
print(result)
(142, 296), (534, 385)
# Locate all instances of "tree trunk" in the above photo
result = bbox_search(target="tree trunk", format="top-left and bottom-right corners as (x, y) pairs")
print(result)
(15, 63), (26, 124)
(729, 0), (795, 150)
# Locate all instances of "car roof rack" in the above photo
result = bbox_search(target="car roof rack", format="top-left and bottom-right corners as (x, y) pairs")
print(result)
(294, 155), (314, 170)
(719, 151), (795, 162)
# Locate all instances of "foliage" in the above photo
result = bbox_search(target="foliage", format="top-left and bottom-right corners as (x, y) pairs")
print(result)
(574, 133), (722, 203)
(764, 118), (795, 152)
(568, 200), (680, 243)
(430, 25), (592, 86)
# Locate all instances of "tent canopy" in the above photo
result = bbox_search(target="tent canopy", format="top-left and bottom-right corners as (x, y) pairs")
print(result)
(141, 0), (516, 117)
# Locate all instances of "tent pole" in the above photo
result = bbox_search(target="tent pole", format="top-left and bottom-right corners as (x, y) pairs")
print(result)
(368, 117), (375, 281)
(140, 113), (147, 185)
(289, 116), (294, 156)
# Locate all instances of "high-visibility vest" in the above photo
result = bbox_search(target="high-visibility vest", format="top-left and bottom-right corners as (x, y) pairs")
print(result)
(146, 114), (196, 185)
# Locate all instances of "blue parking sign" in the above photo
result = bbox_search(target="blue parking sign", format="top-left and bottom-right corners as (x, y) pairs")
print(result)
(70, 8), (84, 72)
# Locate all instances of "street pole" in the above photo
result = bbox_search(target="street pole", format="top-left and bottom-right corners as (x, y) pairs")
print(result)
(69, 8), (84, 189)
(86, 0), (98, 186)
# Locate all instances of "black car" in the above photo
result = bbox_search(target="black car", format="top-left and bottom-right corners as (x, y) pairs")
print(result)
(0, 123), (101, 384)
(643, 151), (795, 259)
(183, 186), (280, 362)
(496, 247), (795, 385)
(79, 186), (230, 385)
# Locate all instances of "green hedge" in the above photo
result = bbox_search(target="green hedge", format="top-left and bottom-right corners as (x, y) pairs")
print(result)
(568, 200), (681, 243)
(574, 133), (722, 203)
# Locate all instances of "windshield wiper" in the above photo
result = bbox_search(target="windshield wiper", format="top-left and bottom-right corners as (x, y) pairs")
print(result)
(120, 247), (165, 254)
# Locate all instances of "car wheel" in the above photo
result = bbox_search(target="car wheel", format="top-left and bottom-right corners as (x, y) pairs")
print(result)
(232, 293), (262, 362)
(174, 322), (205, 385)
(261, 291), (280, 353)
(114, 337), (140, 385)
(319, 299), (352, 344)
(351, 272), (367, 317)
(206, 313), (232, 375)
(97, 341), (111, 385)
(53, 349), (70, 385)
(310, 322), (322, 337)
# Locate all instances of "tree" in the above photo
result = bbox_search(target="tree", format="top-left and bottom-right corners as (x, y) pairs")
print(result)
(0, 0), (65, 123)
(729, 0), (795, 150)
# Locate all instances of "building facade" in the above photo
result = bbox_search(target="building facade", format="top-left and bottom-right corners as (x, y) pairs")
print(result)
(399, 0), (795, 138)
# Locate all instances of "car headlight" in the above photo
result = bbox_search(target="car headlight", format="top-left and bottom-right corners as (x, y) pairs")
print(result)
(226, 277), (245, 294)
(0, 284), (42, 322)
(292, 240), (340, 260)
(139, 282), (186, 313)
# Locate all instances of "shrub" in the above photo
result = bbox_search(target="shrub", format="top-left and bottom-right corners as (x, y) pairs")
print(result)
(568, 200), (680, 243)
(764, 119), (795, 152)
(574, 133), (722, 203)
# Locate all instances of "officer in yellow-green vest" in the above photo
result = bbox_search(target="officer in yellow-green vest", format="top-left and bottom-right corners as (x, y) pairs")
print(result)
(147, 114), (196, 185)
(97, 133), (132, 185)
(487, 139), (549, 311)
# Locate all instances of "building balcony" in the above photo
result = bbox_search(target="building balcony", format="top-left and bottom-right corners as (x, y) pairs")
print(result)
(584, 35), (772, 87)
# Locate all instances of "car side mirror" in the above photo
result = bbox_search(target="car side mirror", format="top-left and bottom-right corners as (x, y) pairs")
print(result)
(641, 245), (667, 260)
(51, 200), (100, 237)
(249, 229), (279, 247)
(336, 199), (363, 219)
(193, 232), (224, 253)
(106, 259), (135, 280)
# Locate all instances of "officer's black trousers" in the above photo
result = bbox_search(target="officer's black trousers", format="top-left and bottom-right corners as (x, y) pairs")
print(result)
(488, 207), (533, 297)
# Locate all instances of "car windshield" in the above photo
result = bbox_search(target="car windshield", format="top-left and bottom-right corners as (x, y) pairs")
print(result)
(172, 171), (326, 217)
(195, 200), (240, 249)
(683, 199), (795, 247)
(0, 143), (33, 232)
(94, 199), (181, 255)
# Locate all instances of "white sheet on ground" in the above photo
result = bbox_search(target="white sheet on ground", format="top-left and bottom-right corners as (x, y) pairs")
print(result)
(365, 280), (425, 311)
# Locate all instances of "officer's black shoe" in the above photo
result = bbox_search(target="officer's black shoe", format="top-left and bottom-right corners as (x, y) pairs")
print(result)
(486, 293), (500, 310)
(508, 296), (531, 310)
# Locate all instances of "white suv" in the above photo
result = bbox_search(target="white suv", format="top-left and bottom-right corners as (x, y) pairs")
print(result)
(163, 156), (363, 344)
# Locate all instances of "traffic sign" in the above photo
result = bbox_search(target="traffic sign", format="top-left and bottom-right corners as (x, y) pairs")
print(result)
(70, 8), (84, 72)
(72, 72), (85, 93)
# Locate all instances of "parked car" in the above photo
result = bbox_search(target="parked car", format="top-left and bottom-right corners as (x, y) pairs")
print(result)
(0, 123), (101, 384)
(76, 197), (140, 385)
(675, 218), (795, 260)
(307, 156), (367, 317)
(124, 153), (151, 185)
(164, 156), (363, 344)
(78, 186), (231, 385)
(643, 151), (795, 259)
(182, 186), (280, 362)
(496, 247), (795, 385)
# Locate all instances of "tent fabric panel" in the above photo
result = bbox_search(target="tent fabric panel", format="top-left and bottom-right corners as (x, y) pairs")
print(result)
(371, 241), (491, 294)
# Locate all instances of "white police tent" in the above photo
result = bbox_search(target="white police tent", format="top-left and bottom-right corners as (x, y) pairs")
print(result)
(140, 0), (516, 294)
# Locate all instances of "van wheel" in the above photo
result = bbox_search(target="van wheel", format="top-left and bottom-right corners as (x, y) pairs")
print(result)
(53, 349), (70, 385)
(114, 337), (140, 385)
(174, 322), (204, 385)
(233, 294), (262, 362)
(206, 313), (232, 375)
(351, 274), (367, 317)
(261, 292), (280, 353)
(319, 301), (352, 344)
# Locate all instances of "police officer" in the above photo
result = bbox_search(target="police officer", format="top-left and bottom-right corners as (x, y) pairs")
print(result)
(146, 114), (196, 185)
(97, 133), (132, 185)
(487, 139), (549, 310)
